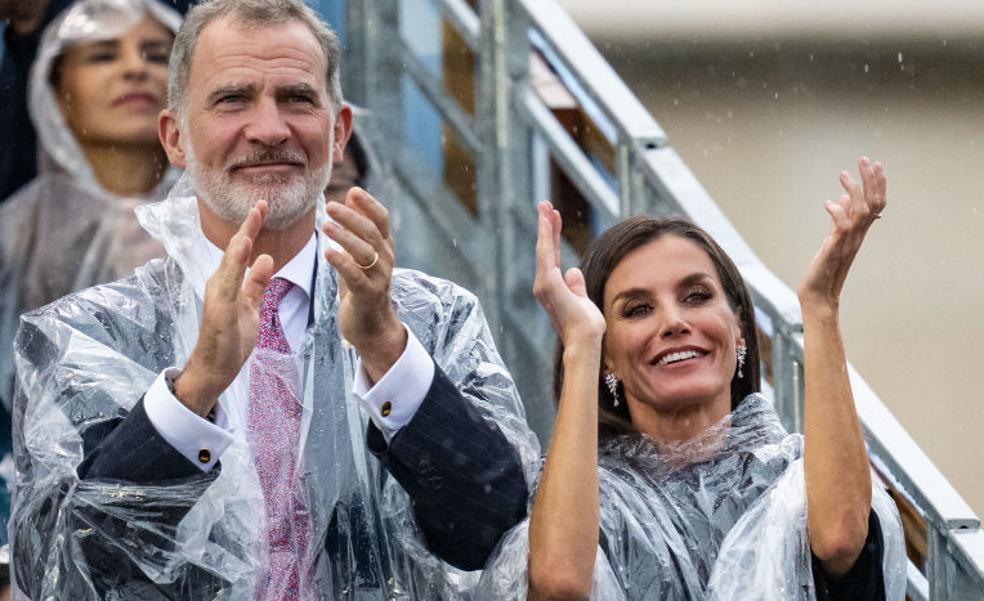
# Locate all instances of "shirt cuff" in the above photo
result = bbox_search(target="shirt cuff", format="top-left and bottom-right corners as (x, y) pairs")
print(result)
(143, 368), (235, 472)
(353, 325), (435, 442)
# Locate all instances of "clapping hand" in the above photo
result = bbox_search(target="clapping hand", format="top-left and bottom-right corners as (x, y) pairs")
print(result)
(322, 187), (406, 384)
(798, 157), (886, 312)
(176, 201), (275, 417)
(532, 201), (606, 348)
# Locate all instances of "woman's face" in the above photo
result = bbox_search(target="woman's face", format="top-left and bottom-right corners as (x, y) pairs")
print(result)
(55, 14), (172, 148)
(603, 235), (744, 415)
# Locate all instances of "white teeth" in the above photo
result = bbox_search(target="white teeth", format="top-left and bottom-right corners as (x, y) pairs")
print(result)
(657, 350), (702, 366)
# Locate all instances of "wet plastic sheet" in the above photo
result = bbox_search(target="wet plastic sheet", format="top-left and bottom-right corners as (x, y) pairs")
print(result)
(0, 0), (181, 409)
(10, 185), (540, 599)
(477, 394), (906, 600)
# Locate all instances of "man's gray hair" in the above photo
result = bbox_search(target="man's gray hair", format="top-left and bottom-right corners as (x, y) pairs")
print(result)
(167, 0), (343, 115)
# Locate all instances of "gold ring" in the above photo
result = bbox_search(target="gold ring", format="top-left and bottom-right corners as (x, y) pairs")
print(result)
(357, 250), (379, 270)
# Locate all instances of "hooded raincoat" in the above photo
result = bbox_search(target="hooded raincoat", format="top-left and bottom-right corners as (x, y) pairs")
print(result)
(9, 174), (541, 599)
(476, 394), (907, 600)
(0, 0), (182, 409)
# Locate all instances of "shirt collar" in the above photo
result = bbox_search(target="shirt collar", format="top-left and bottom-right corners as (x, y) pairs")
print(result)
(199, 230), (317, 300)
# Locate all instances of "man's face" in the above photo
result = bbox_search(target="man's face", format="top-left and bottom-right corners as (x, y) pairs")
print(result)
(164, 16), (347, 229)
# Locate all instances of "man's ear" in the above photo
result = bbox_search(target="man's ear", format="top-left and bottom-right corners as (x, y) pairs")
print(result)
(158, 108), (187, 168)
(331, 103), (354, 164)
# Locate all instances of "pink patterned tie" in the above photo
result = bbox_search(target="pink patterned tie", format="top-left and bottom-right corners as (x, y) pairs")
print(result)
(249, 277), (311, 600)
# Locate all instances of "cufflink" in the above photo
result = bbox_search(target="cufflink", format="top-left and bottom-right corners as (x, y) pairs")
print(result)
(380, 400), (393, 418)
(198, 448), (211, 464)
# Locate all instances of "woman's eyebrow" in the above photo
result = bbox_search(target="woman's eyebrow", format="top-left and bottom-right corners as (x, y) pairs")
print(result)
(679, 272), (714, 288)
(87, 40), (119, 49)
(140, 39), (172, 50)
(610, 287), (650, 306)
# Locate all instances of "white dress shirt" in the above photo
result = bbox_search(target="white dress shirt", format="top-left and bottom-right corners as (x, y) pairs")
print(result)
(144, 231), (435, 471)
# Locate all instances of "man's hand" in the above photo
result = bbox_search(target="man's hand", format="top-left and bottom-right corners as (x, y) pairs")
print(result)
(322, 187), (406, 385)
(174, 202), (275, 417)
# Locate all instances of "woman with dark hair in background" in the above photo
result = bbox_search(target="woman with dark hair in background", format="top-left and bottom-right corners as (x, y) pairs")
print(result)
(0, 0), (182, 409)
(477, 158), (906, 600)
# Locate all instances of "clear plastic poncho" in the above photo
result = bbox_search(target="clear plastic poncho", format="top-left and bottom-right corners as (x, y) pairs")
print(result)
(9, 179), (541, 599)
(0, 0), (182, 409)
(476, 394), (907, 600)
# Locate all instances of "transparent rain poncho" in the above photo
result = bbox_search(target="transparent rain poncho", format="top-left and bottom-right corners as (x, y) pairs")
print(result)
(9, 179), (541, 599)
(0, 0), (182, 409)
(476, 394), (907, 600)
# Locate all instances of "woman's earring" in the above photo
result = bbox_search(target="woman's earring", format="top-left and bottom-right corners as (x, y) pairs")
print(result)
(736, 344), (747, 379)
(604, 372), (620, 407)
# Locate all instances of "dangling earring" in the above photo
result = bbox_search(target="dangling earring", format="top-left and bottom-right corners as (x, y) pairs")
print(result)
(736, 344), (747, 379)
(604, 372), (620, 407)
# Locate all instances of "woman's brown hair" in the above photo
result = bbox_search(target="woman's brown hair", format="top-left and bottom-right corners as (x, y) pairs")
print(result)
(552, 216), (761, 438)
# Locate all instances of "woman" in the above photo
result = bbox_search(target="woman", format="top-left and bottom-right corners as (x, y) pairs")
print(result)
(0, 0), (181, 407)
(477, 158), (905, 600)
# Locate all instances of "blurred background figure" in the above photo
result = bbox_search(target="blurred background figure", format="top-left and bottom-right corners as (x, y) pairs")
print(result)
(0, 0), (192, 202)
(0, 0), (183, 525)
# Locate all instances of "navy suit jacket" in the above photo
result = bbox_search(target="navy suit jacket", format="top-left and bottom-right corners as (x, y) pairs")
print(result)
(18, 362), (527, 597)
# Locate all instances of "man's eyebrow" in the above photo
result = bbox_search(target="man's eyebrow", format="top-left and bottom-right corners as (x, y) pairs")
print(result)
(206, 83), (256, 103)
(87, 40), (119, 49)
(276, 82), (320, 99)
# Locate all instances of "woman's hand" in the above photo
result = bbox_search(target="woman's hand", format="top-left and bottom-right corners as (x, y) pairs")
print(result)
(529, 200), (603, 600)
(798, 156), (886, 312)
(532, 201), (606, 349)
(800, 157), (883, 576)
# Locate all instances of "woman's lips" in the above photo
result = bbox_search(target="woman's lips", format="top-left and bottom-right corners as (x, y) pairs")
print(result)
(112, 92), (160, 109)
(650, 347), (709, 368)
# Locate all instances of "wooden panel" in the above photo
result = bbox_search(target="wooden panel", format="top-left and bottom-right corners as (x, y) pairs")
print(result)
(442, 17), (478, 215)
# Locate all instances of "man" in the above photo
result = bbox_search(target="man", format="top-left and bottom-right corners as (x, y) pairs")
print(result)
(10, 1), (537, 599)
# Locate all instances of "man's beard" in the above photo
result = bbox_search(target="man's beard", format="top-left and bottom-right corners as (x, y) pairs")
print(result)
(185, 140), (334, 230)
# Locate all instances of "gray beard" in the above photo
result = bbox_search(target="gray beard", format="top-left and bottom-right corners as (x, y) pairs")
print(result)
(185, 140), (334, 230)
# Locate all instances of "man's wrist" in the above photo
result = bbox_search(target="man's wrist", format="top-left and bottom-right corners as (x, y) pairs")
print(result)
(356, 316), (409, 385)
(173, 366), (219, 418)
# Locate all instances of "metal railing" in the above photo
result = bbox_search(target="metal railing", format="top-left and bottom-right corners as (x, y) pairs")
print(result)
(341, 0), (984, 597)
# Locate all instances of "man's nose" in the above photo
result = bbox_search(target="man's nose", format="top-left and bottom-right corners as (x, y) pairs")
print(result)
(244, 98), (290, 147)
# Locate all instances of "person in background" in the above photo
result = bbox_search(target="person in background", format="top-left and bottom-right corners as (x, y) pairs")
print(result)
(0, 0), (182, 412)
(476, 159), (906, 600)
(0, 0), (192, 202)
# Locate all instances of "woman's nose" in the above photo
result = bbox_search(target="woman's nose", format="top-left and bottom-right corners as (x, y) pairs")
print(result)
(658, 306), (691, 339)
(121, 50), (150, 80)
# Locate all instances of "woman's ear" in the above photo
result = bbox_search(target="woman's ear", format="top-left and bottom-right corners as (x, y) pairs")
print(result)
(602, 350), (616, 380)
